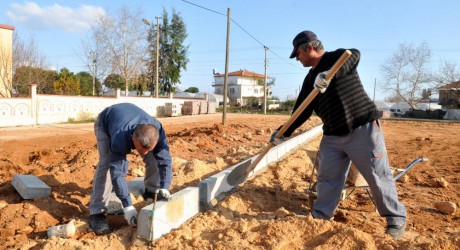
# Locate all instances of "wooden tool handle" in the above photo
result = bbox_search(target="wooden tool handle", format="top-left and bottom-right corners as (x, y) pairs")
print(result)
(245, 50), (352, 176)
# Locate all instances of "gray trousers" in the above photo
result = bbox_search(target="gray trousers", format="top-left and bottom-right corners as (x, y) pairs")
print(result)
(89, 118), (161, 215)
(312, 120), (406, 226)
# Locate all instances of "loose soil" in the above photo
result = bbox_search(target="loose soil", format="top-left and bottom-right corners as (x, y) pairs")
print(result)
(0, 114), (459, 250)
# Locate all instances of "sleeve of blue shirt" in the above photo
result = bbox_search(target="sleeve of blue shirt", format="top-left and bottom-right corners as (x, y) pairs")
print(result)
(108, 131), (133, 208)
(109, 158), (132, 207)
(152, 124), (173, 190)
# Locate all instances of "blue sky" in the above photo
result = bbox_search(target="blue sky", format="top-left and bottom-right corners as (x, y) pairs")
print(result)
(2, 0), (460, 101)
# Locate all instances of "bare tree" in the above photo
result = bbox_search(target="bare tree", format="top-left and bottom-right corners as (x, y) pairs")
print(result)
(0, 32), (48, 97)
(433, 61), (460, 87)
(84, 5), (148, 96)
(380, 42), (433, 109)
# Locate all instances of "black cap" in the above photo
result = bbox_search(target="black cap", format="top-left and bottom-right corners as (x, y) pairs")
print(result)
(289, 30), (318, 58)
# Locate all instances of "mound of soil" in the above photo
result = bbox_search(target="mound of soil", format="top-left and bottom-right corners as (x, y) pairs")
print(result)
(0, 114), (459, 249)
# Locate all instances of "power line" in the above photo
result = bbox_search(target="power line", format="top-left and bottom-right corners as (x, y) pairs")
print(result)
(230, 19), (265, 48)
(180, 0), (226, 16)
(180, 0), (302, 71)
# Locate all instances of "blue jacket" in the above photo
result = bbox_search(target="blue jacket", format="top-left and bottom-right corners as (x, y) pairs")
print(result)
(99, 103), (172, 207)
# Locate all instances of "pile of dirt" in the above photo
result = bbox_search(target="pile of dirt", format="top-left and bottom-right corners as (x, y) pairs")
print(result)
(0, 114), (459, 249)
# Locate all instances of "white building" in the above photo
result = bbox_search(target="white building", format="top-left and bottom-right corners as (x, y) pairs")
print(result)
(0, 23), (15, 97)
(213, 69), (271, 106)
(389, 102), (412, 116)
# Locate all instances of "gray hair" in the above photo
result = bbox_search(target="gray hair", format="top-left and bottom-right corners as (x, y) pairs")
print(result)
(300, 40), (324, 52)
(133, 124), (159, 149)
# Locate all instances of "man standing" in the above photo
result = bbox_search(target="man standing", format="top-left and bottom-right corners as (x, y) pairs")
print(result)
(88, 103), (172, 235)
(271, 30), (407, 239)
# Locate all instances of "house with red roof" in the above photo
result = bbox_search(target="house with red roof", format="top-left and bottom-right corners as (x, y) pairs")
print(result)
(213, 69), (271, 106)
(438, 81), (460, 109)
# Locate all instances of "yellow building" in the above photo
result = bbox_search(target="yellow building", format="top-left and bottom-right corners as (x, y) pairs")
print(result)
(0, 24), (15, 97)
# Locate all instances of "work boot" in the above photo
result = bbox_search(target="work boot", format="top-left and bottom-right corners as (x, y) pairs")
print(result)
(385, 221), (406, 239)
(88, 213), (110, 235)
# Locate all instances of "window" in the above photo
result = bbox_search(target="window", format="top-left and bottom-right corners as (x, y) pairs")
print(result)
(254, 89), (258, 94)
(229, 88), (235, 94)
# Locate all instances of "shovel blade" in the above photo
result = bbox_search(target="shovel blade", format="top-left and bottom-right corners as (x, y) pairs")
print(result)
(226, 159), (253, 186)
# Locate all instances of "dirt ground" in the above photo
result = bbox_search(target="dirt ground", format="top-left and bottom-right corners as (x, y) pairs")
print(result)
(0, 114), (459, 250)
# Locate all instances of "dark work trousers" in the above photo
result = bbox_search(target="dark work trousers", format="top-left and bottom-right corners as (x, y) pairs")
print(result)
(312, 120), (406, 226)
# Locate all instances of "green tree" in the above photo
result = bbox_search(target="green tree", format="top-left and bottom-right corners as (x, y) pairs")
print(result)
(13, 66), (56, 96)
(53, 68), (80, 95)
(103, 73), (126, 90)
(283, 99), (296, 108)
(135, 74), (149, 96)
(184, 87), (199, 93)
(146, 8), (189, 95)
(76, 71), (101, 96)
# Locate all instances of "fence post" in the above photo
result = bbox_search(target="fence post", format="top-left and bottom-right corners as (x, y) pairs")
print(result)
(29, 84), (37, 124)
(115, 88), (120, 99)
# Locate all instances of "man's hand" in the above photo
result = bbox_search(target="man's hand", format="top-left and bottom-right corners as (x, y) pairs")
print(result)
(123, 206), (138, 226)
(155, 189), (171, 201)
(269, 129), (285, 146)
(314, 70), (330, 93)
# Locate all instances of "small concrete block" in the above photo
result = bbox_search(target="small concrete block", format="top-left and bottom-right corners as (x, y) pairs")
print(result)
(198, 169), (233, 210)
(127, 177), (145, 194)
(137, 187), (199, 240)
(106, 177), (146, 215)
(12, 174), (51, 199)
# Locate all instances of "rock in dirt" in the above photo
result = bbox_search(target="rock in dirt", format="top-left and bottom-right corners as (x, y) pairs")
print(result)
(431, 177), (449, 188)
(334, 209), (349, 221)
(255, 128), (264, 135)
(3, 237), (16, 248)
(1, 228), (16, 237)
(237, 220), (249, 233)
(434, 201), (457, 215)
(208, 157), (226, 168)
(0, 201), (7, 209)
(274, 207), (290, 218)
(243, 132), (253, 140)
(16, 226), (34, 235)
(396, 173), (409, 183)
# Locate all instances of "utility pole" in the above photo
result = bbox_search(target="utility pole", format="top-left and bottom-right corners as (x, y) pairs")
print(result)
(155, 16), (160, 98)
(263, 46), (268, 114)
(90, 52), (97, 96)
(373, 78), (376, 102)
(222, 8), (230, 125)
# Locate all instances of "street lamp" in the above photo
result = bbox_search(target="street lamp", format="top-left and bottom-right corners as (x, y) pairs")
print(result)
(142, 18), (150, 26)
(142, 18), (160, 98)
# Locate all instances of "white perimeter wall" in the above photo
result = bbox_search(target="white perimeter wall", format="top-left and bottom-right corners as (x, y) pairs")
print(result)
(0, 85), (212, 127)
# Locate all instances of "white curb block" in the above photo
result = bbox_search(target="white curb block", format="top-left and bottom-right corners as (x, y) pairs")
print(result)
(137, 187), (199, 240)
(136, 124), (323, 240)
